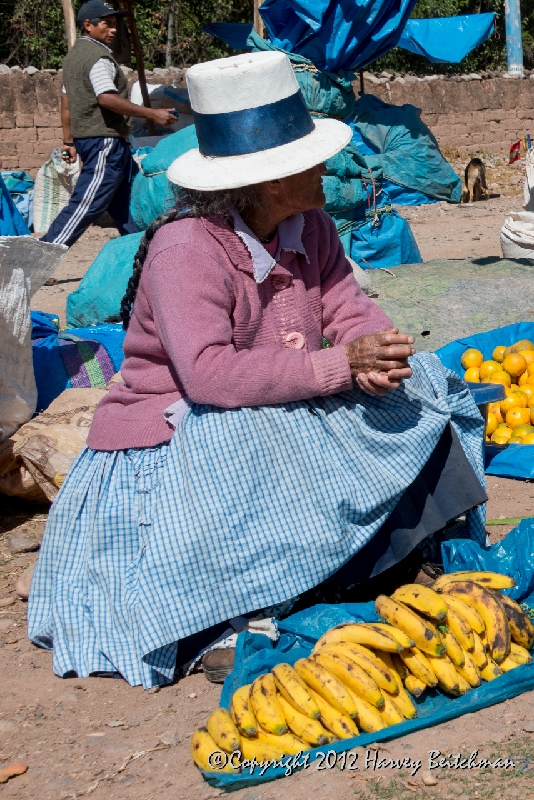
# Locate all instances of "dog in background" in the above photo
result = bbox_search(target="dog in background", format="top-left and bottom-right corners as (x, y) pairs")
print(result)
(462, 157), (489, 203)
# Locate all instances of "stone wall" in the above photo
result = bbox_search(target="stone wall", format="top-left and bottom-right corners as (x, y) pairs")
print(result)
(1, 66), (534, 175)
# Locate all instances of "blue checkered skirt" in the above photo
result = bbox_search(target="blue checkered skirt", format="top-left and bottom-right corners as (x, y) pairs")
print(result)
(28, 353), (486, 688)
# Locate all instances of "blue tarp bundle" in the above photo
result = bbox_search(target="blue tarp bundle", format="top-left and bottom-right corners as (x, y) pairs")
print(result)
(66, 233), (143, 328)
(1, 170), (34, 229)
(0, 173), (30, 236)
(436, 322), (534, 480)
(198, 524), (534, 791)
(31, 311), (126, 413)
(259, 0), (418, 72)
(398, 13), (496, 64)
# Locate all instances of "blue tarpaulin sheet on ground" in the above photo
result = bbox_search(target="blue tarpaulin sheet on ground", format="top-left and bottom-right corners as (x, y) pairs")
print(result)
(198, 525), (534, 791)
(258, 0), (418, 72)
(436, 322), (534, 480)
(397, 13), (496, 64)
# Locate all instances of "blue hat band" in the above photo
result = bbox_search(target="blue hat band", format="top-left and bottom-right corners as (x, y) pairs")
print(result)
(193, 91), (315, 158)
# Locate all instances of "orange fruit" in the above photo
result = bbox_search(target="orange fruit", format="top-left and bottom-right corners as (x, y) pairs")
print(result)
(522, 385), (534, 401)
(464, 368), (480, 383)
(492, 345), (507, 363)
(510, 424), (534, 438)
(526, 374), (534, 386)
(500, 394), (524, 416)
(528, 363), (534, 377)
(522, 433), (534, 444)
(506, 407), (531, 429)
(492, 436), (511, 444)
(461, 348), (484, 369)
(531, 407), (534, 426)
(491, 427), (513, 442)
(486, 413), (498, 437)
(479, 360), (502, 381)
(519, 350), (534, 366)
(519, 370), (529, 386)
(506, 339), (534, 355)
(503, 354), (528, 377)
(489, 371), (512, 388)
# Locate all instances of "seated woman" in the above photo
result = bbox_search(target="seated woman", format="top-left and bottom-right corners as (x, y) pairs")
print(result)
(28, 52), (487, 689)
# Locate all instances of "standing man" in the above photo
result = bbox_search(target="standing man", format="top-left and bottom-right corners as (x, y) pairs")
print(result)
(41, 0), (176, 247)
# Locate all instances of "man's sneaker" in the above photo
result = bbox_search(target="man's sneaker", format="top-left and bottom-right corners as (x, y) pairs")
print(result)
(201, 648), (235, 683)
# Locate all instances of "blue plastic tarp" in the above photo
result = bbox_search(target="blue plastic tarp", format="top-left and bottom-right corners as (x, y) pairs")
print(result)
(199, 525), (534, 790)
(351, 95), (462, 204)
(0, 173), (30, 236)
(398, 13), (496, 64)
(203, 22), (252, 49)
(259, 0), (418, 72)
(436, 322), (534, 480)
(66, 232), (143, 328)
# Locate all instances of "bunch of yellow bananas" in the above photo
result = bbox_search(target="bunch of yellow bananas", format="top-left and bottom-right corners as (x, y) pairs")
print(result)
(190, 570), (534, 774)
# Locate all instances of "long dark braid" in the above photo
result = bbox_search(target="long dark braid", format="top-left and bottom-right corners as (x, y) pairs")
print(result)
(120, 185), (261, 329)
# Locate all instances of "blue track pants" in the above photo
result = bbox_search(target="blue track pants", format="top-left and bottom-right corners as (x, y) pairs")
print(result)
(41, 136), (138, 247)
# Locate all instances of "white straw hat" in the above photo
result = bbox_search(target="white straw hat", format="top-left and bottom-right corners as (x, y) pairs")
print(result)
(166, 51), (353, 191)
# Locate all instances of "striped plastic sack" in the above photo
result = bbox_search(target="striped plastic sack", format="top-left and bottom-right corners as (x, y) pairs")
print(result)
(33, 149), (79, 235)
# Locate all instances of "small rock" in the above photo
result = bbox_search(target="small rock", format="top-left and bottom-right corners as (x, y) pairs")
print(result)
(9, 534), (40, 554)
(158, 730), (182, 747)
(153, 67), (170, 76)
(422, 770), (438, 786)
(187, 692), (197, 699)
(0, 64), (11, 74)
(365, 75), (381, 84)
(15, 563), (35, 600)
(469, 72), (482, 80)
(44, 68), (57, 73)
(120, 66), (133, 75)
(394, 76), (406, 84)
(523, 720), (534, 732)
(424, 74), (438, 81)
(108, 720), (124, 727)
(24, 65), (38, 75)
(10, 65), (21, 72)
(0, 619), (13, 631)
(147, 686), (160, 694)
(0, 596), (15, 608)
(55, 691), (80, 704)
(404, 75), (418, 83)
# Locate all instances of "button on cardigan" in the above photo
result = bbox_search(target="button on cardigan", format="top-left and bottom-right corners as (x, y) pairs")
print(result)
(87, 209), (392, 451)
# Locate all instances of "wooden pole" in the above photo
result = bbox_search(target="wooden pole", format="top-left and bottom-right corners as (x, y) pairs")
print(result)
(359, 69), (365, 95)
(253, 0), (264, 39)
(61, 0), (77, 49)
(121, 0), (155, 135)
(166, 4), (174, 68)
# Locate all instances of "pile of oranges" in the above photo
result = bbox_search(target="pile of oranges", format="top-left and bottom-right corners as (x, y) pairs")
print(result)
(461, 339), (534, 445)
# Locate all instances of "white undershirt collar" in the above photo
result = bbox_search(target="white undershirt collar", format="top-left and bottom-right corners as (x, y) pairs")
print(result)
(231, 209), (309, 283)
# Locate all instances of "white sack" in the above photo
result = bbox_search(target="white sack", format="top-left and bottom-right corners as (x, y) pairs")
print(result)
(0, 237), (66, 443)
(33, 149), (79, 235)
(524, 148), (534, 212)
(500, 210), (534, 259)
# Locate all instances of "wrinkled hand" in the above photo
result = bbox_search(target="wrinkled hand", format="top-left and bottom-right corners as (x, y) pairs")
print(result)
(150, 108), (178, 127)
(61, 145), (77, 163)
(344, 328), (416, 396)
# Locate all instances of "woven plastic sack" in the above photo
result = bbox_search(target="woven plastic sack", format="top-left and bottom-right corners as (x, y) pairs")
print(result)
(66, 232), (143, 328)
(199, 526), (534, 791)
(500, 211), (534, 259)
(33, 149), (79, 235)
(436, 321), (534, 479)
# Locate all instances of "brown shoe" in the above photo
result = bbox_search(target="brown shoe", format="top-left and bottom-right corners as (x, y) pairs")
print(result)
(201, 648), (235, 683)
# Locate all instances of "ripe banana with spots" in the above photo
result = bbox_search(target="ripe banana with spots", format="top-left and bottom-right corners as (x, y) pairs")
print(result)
(359, 622), (415, 649)
(471, 631), (488, 670)
(190, 728), (237, 773)
(452, 671), (472, 696)
(384, 684), (417, 719)
(272, 663), (321, 720)
(392, 584), (448, 621)
(456, 649), (482, 687)
(277, 695), (332, 746)
(427, 653), (460, 695)
(294, 658), (359, 719)
(496, 592), (534, 650)
(344, 686), (386, 733)
(445, 606), (474, 652)
(379, 692), (404, 726)
(480, 656), (502, 682)
(375, 595), (445, 656)
(440, 626), (465, 667)
(398, 648), (438, 688)
(240, 737), (287, 762)
(206, 708), (241, 754)
(433, 571), (515, 591)
(442, 581), (510, 663)
(250, 674), (288, 735)
(404, 674), (426, 698)
(443, 593), (485, 635)
(230, 684), (258, 739)
(313, 651), (384, 709)
(308, 688), (359, 739)
(497, 653), (522, 673)
(256, 728), (309, 755)
(509, 642), (533, 664)
(314, 624), (402, 653)
(320, 642), (399, 694)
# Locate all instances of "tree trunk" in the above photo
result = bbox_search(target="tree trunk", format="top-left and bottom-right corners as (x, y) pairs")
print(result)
(166, 5), (174, 68)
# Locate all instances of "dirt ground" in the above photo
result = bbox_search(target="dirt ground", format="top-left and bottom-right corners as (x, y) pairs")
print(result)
(1, 160), (531, 798)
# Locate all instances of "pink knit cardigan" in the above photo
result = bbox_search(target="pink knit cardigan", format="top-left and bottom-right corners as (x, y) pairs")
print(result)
(87, 209), (392, 451)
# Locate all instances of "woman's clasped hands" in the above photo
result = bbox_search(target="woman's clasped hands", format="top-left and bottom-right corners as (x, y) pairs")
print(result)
(344, 328), (416, 396)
